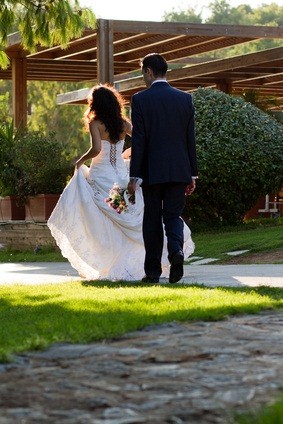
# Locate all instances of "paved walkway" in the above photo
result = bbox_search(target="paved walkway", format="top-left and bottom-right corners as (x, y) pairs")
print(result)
(0, 261), (283, 287)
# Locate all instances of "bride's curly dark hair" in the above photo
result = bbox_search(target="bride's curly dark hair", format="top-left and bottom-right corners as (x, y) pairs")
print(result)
(83, 84), (128, 143)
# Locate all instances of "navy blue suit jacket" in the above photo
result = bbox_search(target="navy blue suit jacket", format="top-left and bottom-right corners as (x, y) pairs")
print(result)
(130, 81), (198, 185)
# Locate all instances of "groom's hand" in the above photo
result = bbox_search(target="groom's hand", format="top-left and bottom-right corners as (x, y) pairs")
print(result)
(185, 180), (196, 196)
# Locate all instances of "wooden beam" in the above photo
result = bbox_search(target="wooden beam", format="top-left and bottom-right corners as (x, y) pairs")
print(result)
(97, 19), (114, 84)
(57, 88), (91, 105)
(12, 56), (27, 128)
(169, 47), (283, 79)
(118, 46), (283, 90)
(112, 20), (283, 39)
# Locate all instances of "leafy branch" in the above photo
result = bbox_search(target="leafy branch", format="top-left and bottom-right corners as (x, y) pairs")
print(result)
(0, 0), (96, 69)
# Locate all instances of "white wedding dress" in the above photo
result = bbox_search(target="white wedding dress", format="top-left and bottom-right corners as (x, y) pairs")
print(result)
(48, 140), (195, 281)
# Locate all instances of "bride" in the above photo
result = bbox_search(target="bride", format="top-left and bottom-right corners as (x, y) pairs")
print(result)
(48, 84), (194, 281)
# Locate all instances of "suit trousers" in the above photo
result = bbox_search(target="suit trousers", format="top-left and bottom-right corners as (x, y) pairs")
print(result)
(142, 182), (187, 278)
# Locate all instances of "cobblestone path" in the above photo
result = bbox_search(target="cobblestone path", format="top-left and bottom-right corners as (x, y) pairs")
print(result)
(1, 310), (283, 423)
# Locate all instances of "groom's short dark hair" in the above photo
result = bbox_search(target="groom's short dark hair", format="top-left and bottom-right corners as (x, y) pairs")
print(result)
(141, 53), (168, 78)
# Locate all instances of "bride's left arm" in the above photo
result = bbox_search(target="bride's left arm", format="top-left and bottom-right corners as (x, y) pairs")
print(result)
(75, 121), (102, 169)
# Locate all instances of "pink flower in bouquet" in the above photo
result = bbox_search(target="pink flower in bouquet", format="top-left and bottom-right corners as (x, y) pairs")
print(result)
(105, 183), (135, 214)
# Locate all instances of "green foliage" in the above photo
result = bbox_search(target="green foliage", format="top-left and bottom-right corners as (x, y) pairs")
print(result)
(13, 131), (73, 201)
(0, 80), (12, 121)
(164, 0), (283, 27)
(0, 122), (73, 201)
(0, 0), (96, 69)
(27, 80), (89, 158)
(184, 88), (283, 226)
(0, 92), (10, 120)
(0, 50), (10, 69)
(235, 394), (283, 424)
(163, 7), (202, 23)
(0, 120), (23, 196)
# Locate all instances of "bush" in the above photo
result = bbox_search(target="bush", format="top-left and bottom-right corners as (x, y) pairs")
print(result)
(185, 88), (283, 227)
(0, 121), (22, 197)
(0, 123), (72, 203)
(14, 131), (73, 202)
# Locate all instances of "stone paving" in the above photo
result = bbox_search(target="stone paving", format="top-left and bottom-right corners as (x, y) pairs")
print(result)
(1, 262), (283, 287)
(1, 309), (283, 423)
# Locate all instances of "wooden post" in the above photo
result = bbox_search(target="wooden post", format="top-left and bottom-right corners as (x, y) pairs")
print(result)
(12, 56), (27, 128)
(97, 19), (114, 84)
(216, 79), (232, 94)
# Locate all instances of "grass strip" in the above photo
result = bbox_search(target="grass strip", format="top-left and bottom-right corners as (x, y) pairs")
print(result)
(235, 393), (283, 424)
(192, 224), (283, 261)
(1, 281), (283, 362)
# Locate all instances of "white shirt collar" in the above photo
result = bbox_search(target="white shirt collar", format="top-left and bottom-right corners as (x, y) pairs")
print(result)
(151, 79), (167, 85)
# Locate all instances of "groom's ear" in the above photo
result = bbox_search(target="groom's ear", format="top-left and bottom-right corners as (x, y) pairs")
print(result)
(146, 67), (154, 77)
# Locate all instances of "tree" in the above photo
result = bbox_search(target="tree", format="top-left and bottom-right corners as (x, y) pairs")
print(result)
(0, 0), (96, 69)
(206, 0), (234, 24)
(0, 80), (12, 121)
(163, 7), (202, 23)
(27, 80), (89, 158)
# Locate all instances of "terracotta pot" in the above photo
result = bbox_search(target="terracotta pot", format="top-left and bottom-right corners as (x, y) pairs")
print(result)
(25, 194), (60, 222)
(0, 196), (25, 221)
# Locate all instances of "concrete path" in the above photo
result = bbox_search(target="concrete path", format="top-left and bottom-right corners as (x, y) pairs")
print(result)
(0, 262), (283, 287)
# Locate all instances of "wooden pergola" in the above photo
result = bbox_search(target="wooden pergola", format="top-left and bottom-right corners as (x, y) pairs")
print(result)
(2, 19), (283, 127)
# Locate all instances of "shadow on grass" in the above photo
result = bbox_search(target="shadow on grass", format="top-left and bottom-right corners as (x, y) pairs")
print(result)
(1, 282), (283, 361)
(81, 279), (283, 300)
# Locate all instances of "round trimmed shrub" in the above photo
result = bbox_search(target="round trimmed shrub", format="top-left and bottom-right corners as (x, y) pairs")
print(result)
(185, 88), (283, 226)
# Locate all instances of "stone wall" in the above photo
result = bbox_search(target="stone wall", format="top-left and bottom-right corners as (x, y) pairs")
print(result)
(0, 221), (58, 251)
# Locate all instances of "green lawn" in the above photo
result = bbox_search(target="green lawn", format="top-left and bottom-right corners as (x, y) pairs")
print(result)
(1, 281), (283, 362)
(191, 218), (283, 263)
(235, 394), (283, 424)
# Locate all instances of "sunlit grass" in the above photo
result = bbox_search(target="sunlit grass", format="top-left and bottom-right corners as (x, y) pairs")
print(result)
(1, 281), (283, 362)
(192, 222), (283, 262)
(0, 245), (66, 262)
(235, 393), (283, 424)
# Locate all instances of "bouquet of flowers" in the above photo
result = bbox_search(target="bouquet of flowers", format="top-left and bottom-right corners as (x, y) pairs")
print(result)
(105, 182), (135, 214)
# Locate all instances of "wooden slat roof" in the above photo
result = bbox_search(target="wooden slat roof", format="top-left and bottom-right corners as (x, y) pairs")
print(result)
(2, 19), (283, 110)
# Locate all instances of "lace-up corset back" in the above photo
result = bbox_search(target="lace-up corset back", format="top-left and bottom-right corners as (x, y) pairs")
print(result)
(88, 140), (128, 189)
(92, 139), (123, 166)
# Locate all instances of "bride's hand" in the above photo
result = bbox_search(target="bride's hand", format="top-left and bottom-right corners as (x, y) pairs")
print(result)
(75, 159), (83, 169)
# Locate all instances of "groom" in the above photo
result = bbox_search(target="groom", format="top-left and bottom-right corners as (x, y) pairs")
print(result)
(128, 53), (198, 284)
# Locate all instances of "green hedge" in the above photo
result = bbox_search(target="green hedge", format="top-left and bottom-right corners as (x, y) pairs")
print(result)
(185, 88), (283, 226)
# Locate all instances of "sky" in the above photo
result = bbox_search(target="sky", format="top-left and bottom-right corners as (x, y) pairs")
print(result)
(80, 0), (283, 22)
